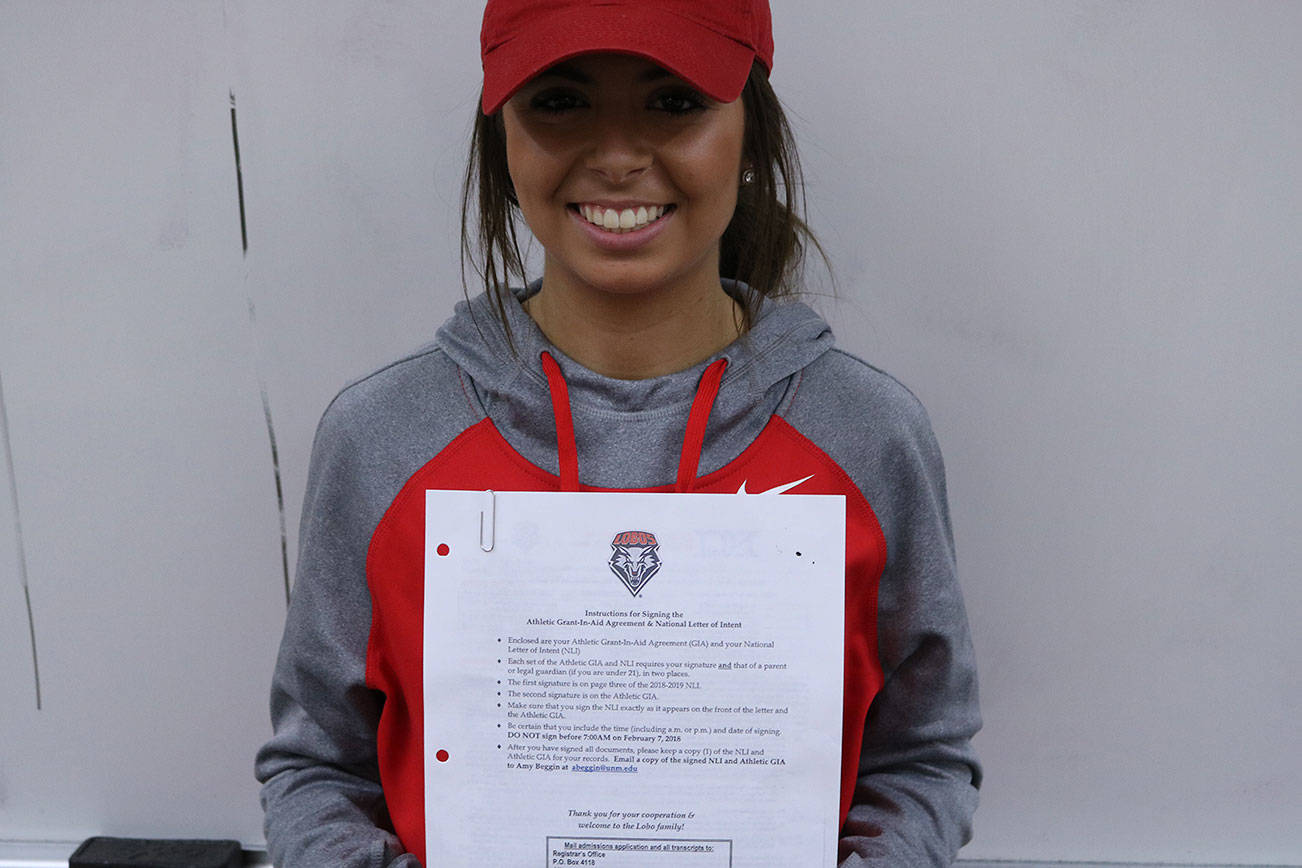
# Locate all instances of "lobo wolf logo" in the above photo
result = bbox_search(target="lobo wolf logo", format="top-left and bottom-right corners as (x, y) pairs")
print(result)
(608, 530), (661, 597)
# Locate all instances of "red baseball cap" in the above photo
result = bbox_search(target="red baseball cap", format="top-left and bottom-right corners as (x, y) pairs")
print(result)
(479, 0), (774, 115)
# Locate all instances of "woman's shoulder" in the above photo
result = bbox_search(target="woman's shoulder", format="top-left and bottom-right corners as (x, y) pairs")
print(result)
(311, 340), (479, 458)
(781, 348), (952, 541)
(792, 346), (938, 439)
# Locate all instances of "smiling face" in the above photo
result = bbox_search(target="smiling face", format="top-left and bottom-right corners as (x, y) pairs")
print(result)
(501, 53), (747, 301)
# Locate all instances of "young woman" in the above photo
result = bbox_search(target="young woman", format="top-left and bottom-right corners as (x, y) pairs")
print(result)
(255, 1), (981, 864)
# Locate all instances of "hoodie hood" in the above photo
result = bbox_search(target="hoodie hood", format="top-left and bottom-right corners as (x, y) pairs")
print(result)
(436, 278), (835, 488)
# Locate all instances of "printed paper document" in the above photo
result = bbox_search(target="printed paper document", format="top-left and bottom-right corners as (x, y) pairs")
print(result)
(424, 490), (845, 866)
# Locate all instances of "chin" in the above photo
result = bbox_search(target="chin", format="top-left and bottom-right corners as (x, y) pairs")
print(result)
(569, 255), (720, 298)
(575, 268), (691, 297)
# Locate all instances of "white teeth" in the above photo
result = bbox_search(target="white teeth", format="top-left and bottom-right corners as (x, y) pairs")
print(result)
(580, 204), (669, 233)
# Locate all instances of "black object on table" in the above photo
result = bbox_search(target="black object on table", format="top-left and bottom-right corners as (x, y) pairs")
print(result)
(70, 837), (242, 868)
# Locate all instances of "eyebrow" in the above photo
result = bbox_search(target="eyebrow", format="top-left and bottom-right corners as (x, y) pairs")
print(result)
(535, 62), (673, 84)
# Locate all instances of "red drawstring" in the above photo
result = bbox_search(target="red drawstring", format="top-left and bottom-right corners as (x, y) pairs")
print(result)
(676, 358), (728, 492)
(540, 351), (580, 491)
(539, 351), (729, 493)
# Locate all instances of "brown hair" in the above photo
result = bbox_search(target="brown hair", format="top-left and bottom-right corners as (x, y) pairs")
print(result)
(459, 61), (829, 336)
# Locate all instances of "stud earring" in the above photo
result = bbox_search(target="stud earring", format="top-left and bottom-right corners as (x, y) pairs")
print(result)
(742, 168), (756, 185)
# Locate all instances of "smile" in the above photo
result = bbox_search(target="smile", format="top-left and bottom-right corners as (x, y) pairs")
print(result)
(573, 203), (675, 234)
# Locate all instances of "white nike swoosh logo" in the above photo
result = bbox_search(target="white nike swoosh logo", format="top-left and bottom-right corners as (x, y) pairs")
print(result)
(736, 475), (814, 495)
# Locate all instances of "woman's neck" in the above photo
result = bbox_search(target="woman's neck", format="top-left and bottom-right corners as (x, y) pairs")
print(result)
(523, 270), (744, 380)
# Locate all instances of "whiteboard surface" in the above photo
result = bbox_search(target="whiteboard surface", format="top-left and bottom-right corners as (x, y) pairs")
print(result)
(1, 2), (1298, 864)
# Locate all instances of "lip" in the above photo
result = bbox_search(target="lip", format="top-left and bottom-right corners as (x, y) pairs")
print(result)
(568, 203), (676, 252)
(575, 199), (672, 211)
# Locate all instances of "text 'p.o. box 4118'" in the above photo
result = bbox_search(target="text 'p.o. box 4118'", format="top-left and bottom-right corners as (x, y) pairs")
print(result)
(424, 489), (845, 866)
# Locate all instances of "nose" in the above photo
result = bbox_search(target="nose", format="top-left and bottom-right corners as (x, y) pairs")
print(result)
(584, 112), (652, 185)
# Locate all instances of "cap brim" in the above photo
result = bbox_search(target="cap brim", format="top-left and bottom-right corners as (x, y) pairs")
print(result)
(481, 6), (755, 114)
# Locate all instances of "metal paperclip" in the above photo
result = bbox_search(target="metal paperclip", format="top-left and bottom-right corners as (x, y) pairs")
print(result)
(479, 489), (496, 552)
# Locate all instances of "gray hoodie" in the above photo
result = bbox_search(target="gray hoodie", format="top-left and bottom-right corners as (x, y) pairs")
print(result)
(255, 280), (981, 866)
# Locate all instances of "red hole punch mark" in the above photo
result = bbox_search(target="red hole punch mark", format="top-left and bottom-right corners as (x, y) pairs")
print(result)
(435, 749), (450, 762)
(436, 543), (450, 557)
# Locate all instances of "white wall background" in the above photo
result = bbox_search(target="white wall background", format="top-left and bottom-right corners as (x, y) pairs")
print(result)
(1, 1), (1299, 864)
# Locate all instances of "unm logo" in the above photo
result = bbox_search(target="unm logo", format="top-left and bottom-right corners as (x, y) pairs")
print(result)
(608, 530), (661, 596)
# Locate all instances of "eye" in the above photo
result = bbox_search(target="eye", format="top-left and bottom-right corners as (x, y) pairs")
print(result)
(651, 89), (707, 116)
(529, 88), (587, 114)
